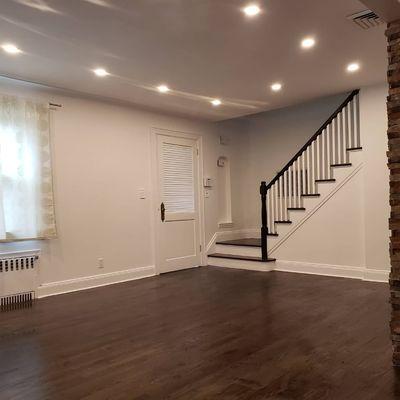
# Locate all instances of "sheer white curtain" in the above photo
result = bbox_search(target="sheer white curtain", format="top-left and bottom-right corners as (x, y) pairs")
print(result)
(0, 94), (56, 241)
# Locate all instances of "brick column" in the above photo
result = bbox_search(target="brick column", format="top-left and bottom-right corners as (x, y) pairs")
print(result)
(387, 19), (400, 367)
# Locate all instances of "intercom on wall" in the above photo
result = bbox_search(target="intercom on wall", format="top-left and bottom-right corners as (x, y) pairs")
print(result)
(217, 157), (226, 167)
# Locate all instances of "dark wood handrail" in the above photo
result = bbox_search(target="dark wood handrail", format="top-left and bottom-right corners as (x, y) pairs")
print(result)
(265, 89), (359, 191)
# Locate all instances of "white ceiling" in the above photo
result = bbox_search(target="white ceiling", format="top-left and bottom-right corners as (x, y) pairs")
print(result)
(0, 0), (389, 121)
(359, 0), (400, 22)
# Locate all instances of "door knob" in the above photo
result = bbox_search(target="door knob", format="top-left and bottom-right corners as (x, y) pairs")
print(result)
(160, 202), (165, 222)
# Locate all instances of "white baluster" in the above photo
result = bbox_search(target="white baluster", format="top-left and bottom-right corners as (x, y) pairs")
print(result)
(316, 135), (320, 181)
(333, 118), (338, 165)
(295, 158), (300, 208)
(300, 153), (304, 195)
(328, 123), (333, 178)
(288, 165), (292, 209)
(276, 177), (282, 221)
(350, 97), (355, 149)
(312, 140), (316, 192)
(283, 171), (288, 220)
(267, 189), (272, 235)
(345, 103), (350, 163)
(281, 176), (284, 219)
(321, 130), (326, 180)
(325, 128), (330, 178)
(307, 145), (312, 194)
(272, 184), (276, 233)
(339, 110), (344, 164)
(356, 94), (361, 147)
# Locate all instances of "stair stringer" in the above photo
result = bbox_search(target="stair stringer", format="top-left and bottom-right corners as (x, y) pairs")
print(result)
(269, 161), (364, 257)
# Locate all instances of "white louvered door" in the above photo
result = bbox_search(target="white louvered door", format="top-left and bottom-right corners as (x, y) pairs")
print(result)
(156, 134), (200, 273)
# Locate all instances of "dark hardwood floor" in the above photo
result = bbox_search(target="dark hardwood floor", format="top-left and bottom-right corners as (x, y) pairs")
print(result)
(0, 267), (395, 399)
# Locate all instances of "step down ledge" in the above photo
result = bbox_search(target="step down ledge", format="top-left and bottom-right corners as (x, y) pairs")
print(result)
(301, 193), (320, 197)
(208, 253), (276, 262)
(216, 238), (261, 247)
(331, 163), (352, 167)
(346, 147), (362, 151)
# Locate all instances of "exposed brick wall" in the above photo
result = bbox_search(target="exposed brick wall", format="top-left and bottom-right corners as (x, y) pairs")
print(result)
(387, 19), (400, 366)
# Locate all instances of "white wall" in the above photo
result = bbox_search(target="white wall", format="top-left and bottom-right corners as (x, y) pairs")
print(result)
(360, 84), (391, 273)
(219, 84), (390, 273)
(0, 76), (231, 288)
(0, 76), (390, 290)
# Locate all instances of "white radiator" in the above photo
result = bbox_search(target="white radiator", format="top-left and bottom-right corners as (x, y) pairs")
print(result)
(0, 250), (40, 309)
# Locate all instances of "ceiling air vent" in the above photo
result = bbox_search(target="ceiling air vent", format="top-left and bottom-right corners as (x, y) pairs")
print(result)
(347, 10), (383, 29)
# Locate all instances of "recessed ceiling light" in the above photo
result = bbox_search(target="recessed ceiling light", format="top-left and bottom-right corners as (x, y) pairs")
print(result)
(301, 37), (316, 49)
(347, 62), (360, 73)
(211, 99), (222, 106)
(1, 43), (22, 54)
(93, 68), (109, 77)
(157, 84), (170, 93)
(271, 82), (282, 92)
(243, 4), (261, 17)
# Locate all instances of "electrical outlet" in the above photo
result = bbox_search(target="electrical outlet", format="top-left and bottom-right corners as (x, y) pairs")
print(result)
(97, 258), (104, 269)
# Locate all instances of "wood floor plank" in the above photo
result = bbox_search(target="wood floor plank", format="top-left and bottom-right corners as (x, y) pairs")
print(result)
(0, 267), (393, 399)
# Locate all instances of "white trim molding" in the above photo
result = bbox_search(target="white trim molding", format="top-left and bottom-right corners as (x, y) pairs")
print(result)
(37, 265), (156, 298)
(363, 268), (390, 283)
(208, 256), (274, 272)
(270, 163), (364, 255)
(275, 260), (389, 283)
(0, 249), (41, 259)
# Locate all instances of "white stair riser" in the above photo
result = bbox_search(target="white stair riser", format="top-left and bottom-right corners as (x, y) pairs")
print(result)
(214, 244), (261, 257)
(208, 257), (275, 272)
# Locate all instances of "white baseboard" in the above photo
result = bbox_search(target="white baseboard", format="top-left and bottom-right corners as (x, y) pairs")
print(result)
(275, 260), (389, 283)
(37, 265), (156, 298)
(363, 268), (389, 283)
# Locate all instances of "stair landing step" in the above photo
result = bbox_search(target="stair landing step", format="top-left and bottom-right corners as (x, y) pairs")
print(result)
(346, 147), (362, 151)
(208, 253), (276, 262)
(301, 193), (320, 197)
(216, 238), (261, 247)
(331, 163), (352, 167)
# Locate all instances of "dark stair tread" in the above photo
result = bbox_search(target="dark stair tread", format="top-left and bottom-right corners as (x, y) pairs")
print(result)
(216, 238), (261, 247)
(216, 235), (278, 248)
(315, 179), (336, 182)
(275, 220), (292, 224)
(346, 147), (362, 151)
(301, 193), (320, 197)
(287, 207), (306, 211)
(331, 163), (352, 167)
(208, 253), (276, 262)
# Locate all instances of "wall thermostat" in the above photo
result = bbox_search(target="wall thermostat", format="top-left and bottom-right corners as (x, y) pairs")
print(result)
(203, 177), (213, 188)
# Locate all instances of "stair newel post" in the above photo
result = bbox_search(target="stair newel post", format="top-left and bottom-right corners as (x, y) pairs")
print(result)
(260, 181), (268, 261)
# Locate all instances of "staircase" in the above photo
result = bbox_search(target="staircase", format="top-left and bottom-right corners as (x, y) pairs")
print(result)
(208, 89), (361, 270)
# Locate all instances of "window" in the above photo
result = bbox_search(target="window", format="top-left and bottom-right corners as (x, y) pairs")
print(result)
(162, 142), (195, 213)
(0, 94), (56, 241)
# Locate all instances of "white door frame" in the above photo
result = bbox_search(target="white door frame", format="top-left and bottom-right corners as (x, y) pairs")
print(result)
(150, 127), (206, 274)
